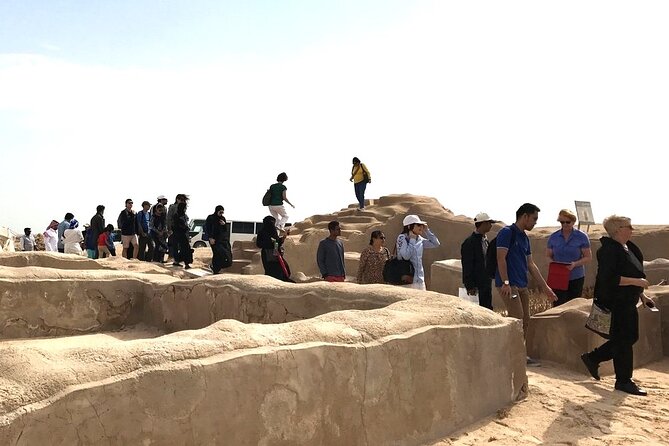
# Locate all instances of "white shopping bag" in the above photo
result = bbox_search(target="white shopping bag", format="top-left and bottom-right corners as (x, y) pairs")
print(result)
(458, 287), (479, 305)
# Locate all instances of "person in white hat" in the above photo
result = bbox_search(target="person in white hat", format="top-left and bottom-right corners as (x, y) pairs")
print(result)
(460, 212), (497, 310)
(396, 214), (440, 290)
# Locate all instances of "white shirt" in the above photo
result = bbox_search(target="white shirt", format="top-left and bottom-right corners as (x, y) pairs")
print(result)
(63, 228), (84, 254)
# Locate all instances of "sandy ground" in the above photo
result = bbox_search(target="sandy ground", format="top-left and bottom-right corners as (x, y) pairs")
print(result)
(429, 358), (669, 446)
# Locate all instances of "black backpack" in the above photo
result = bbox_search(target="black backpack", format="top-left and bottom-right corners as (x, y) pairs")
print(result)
(262, 187), (272, 206)
(485, 226), (516, 279)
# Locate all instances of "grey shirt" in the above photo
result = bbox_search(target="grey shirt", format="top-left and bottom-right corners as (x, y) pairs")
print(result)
(57, 220), (70, 250)
(316, 237), (346, 278)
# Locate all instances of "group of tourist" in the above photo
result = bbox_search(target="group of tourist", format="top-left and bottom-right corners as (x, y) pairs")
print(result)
(24, 194), (209, 270)
(305, 201), (654, 397)
(15, 157), (656, 396)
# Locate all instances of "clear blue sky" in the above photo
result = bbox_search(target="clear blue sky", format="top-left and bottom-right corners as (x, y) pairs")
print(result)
(1, 1), (668, 234)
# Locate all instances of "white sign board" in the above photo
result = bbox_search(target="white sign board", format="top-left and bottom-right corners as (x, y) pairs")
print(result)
(574, 201), (595, 225)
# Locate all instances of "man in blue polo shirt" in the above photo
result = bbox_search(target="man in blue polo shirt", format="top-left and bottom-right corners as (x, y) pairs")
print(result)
(496, 203), (557, 365)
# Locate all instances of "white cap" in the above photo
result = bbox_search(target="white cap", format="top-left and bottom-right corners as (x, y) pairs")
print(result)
(403, 214), (427, 226)
(474, 212), (496, 223)
(157, 195), (167, 201)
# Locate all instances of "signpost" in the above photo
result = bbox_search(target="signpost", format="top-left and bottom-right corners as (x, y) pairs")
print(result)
(574, 201), (595, 232)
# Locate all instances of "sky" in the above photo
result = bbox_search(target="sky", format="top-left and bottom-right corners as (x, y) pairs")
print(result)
(1, 1), (668, 234)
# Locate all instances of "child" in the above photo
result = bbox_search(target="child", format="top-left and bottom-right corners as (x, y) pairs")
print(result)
(97, 224), (116, 258)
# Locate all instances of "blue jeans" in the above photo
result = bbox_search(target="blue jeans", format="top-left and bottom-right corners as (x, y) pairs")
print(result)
(354, 181), (367, 209)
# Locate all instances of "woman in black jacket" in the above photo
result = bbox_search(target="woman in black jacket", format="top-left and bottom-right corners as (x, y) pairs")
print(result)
(581, 215), (655, 396)
(256, 215), (293, 282)
(171, 202), (193, 269)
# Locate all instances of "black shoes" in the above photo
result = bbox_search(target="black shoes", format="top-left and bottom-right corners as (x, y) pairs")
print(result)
(615, 380), (647, 396)
(581, 353), (600, 380)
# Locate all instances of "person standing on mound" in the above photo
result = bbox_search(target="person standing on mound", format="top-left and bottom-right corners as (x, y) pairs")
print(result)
(396, 214), (440, 290)
(317, 221), (346, 282)
(350, 157), (371, 210)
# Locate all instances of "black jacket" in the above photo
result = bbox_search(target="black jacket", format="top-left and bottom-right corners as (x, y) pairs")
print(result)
(461, 232), (489, 289)
(594, 237), (645, 309)
(206, 213), (230, 242)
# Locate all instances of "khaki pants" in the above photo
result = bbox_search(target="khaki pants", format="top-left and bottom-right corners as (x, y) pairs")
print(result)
(98, 245), (112, 258)
(497, 286), (531, 339)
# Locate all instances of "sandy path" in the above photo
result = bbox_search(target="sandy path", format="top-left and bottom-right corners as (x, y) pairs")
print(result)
(430, 358), (669, 445)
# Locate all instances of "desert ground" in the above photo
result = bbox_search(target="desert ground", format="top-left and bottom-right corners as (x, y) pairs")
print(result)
(432, 358), (669, 445)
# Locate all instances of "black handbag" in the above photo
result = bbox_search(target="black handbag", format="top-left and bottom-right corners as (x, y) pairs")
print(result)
(383, 235), (414, 285)
(383, 258), (414, 284)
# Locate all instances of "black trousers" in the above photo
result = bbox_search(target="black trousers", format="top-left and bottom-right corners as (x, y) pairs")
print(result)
(553, 277), (585, 306)
(172, 233), (193, 265)
(476, 280), (493, 310)
(588, 304), (639, 383)
(211, 241), (232, 274)
(138, 234), (154, 262)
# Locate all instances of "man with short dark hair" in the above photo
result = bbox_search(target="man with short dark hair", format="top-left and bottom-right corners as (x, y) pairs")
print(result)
(117, 199), (139, 259)
(495, 203), (557, 366)
(316, 221), (346, 282)
(461, 212), (497, 310)
(57, 213), (74, 253)
(20, 228), (36, 251)
(137, 201), (154, 261)
(89, 205), (105, 259)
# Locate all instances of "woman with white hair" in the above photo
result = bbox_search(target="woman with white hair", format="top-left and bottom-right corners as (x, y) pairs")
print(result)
(580, 215), (656, 396)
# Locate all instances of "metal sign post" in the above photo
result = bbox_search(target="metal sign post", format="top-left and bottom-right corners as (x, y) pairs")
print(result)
(574, 201), (595, 232)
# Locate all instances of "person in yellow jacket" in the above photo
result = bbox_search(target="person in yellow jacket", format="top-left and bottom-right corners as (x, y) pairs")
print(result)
(350, 157), (371, 210)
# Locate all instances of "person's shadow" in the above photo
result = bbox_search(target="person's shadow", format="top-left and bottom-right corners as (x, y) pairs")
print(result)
(537, 366), (629, 444)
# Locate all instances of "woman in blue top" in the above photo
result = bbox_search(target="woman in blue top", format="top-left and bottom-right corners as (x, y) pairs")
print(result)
(396, 214), (440, 290)
(546, 209), (592, 306)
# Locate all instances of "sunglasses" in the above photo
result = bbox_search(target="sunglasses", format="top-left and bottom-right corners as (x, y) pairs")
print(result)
(558, 220), (572, 224)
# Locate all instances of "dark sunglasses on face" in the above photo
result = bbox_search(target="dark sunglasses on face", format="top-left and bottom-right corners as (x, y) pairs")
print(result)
(558, 220), (572, 224)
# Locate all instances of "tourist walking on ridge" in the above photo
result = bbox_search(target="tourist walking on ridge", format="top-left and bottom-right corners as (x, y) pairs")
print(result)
(149, 203), (168, 263)
(43, 220), (59, 252)
(63, 219), (84, 255)
(117, 199), (139, 259)
(57, 213), (74, 253)
(137, 201), (154, 262)
(206, 205), (233, 274)
(581, 215), (655, 396)
(461, 212), (497, 310)
(316, 220), (346, 282)
(256, 215), (294, 282)
(88, 205), (106, 259)
(171, 201), (193, 269)
(350, 157), (371, 210)
(267, 172), (294, 232)
(397, 214), (440, 290)
(495, 203), (557, 366)
(356, 230), (390, 284)
(546, 209), (592, 306)
(20, 228), (36, 251)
